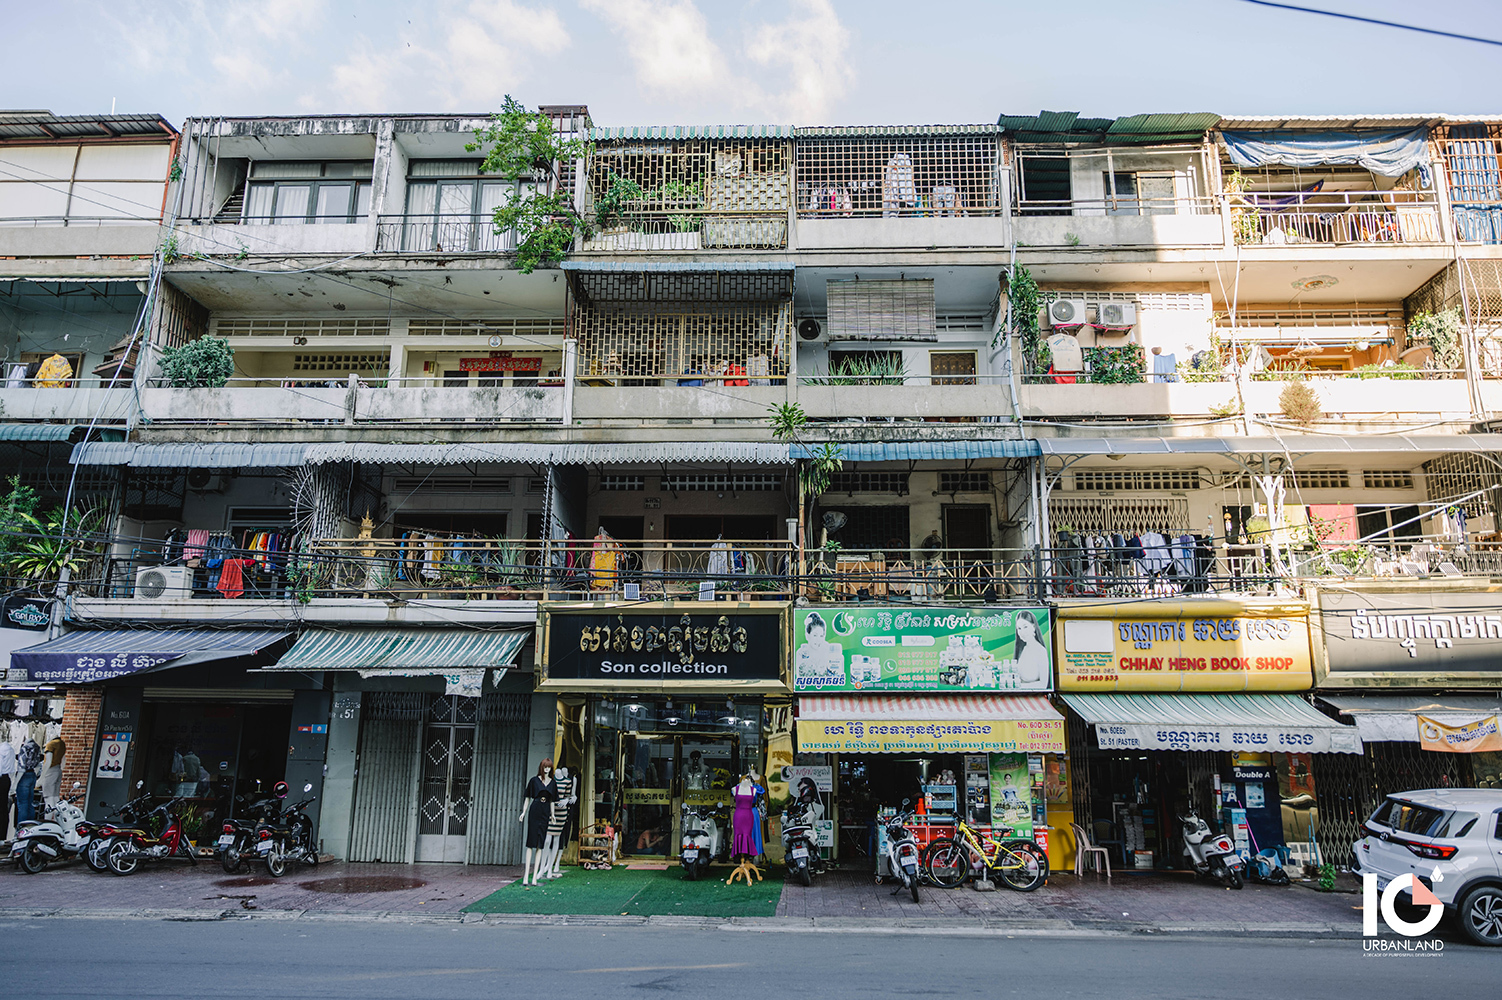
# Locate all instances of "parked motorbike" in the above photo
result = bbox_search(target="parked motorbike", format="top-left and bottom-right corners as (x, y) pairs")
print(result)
(781, 799), (823, 887)
(1180, 810), (1244, 889)
(679, 804), (721, 881)
(107, 796), (197, 875)
(260, 783), (318, 878)
(880, 800), (922, 903)
(217, 782), (285, 874)
(83, 790), (156, 873)
(9, 783), (89, 873)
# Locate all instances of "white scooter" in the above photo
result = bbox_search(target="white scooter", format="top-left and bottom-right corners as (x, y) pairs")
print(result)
(1180, 810), (1245, 889)
(679, 804), (721, 880)
(10, 782), (89, 874)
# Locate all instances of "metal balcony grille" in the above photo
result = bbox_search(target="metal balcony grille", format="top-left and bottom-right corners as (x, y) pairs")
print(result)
(290, 353), (387, 373)
(1423, 452), (1502, 518)
(1362, 470), (1415, 490)
(214, 318), (391, 338)
(1049, 496), (1191, 535)
(570, 301), (791, 384)
(795, 132), (1003, 217)
(661, 473), (783, 492)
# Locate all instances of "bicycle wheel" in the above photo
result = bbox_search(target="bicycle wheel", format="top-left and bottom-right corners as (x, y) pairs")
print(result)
(922, 838), (969, 889)
(996, 840), (1047, 893)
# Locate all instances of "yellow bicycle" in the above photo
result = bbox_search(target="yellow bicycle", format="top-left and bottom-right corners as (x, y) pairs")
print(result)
(922, 818), (1048, 892)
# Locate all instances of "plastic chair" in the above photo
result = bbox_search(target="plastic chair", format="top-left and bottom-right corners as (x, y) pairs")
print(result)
(1071, 822), (1112, 878)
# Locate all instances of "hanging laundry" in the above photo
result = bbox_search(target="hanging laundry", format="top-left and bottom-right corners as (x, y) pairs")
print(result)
(216, 558), (254, 599)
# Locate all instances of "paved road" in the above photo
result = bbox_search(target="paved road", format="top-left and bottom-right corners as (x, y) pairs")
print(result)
(2, 918), (1492, 999)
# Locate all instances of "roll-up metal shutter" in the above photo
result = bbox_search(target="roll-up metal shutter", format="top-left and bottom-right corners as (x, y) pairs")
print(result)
(465, 692), (532, 865)
(348, 692), (425, 863)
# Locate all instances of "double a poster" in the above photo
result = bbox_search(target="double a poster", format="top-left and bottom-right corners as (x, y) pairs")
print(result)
(792, 606), (1052, 693)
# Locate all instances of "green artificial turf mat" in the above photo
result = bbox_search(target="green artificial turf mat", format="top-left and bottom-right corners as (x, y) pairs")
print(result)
(463, 865), (782, 916)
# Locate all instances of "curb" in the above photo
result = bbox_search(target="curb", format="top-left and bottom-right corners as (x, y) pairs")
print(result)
(0, 906), (1364, 939)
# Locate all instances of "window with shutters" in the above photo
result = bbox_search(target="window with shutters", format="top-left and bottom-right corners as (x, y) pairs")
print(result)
(826, 279), (935, 343)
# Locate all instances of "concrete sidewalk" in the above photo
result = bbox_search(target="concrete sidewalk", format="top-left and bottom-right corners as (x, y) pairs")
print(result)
(0, 859), (1366, 938)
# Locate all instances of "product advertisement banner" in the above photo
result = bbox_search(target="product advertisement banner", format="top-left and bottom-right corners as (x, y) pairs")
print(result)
(988, 753), (1033, 839)
(797, 718), (1065, 755)
(1418, 714), (1502, 753)
(792, 606), (1052, 693)
(1057, 607), (1313, 692)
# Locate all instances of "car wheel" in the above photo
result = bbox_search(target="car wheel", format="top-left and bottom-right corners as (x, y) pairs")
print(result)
(1459, 886), (1502, 947)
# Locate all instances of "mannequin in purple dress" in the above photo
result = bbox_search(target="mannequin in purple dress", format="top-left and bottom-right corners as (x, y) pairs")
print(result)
(726, 771), (765, 886)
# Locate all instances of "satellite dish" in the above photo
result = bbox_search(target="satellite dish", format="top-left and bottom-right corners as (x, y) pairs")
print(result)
(798, 318), (822, 341)
(822, 511), (848, 533)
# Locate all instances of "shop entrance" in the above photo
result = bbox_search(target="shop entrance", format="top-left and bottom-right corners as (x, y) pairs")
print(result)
(618, 731), (740, 859)
(415, 695), (477, 863)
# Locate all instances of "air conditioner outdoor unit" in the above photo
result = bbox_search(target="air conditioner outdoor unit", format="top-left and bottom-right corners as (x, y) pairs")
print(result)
(135, 565), (193, 601)
(1049, 299), (1088, 328)
(1097, 302), (1137, 328)
(797, 318), (825, 342)
(186, 469), (227, 492)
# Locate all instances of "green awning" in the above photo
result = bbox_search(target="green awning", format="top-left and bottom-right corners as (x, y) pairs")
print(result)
(0, 423), (81, 442)
(267, 628), (528, 674)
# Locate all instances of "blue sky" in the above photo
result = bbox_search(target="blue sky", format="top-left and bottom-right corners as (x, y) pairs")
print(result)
(5, 1), (1502, 127)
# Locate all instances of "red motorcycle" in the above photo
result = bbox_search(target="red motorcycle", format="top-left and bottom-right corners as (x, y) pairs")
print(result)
(107, 796), (198, 876)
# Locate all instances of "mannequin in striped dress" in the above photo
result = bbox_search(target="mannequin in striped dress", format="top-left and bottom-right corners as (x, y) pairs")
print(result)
(543, 767), (577, 879)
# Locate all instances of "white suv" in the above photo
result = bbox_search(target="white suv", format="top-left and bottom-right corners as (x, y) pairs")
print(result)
(1356, 789), (1502, 946)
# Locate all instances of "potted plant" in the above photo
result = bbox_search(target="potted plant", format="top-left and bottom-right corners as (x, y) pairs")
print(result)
(158, 336), (235, 388)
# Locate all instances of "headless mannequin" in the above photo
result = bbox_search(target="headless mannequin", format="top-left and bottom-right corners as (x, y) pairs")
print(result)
(544, 766), (577, 878)
(519, 759), (557, 887)
(726, 772), (765, 886)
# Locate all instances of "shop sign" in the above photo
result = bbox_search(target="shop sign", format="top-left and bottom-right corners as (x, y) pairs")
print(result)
(1230, 750), (1276, 780)
(780, 764), (832, 792)
(623, 788), (671, 805)
(1057, 607), (1312, 692)
(792, 606), (1052, 693)
(1417, 714), (1502, 753)
(797, 718), (1064, 755)
(1094, 722), (1361, 754)
(1319, 591), (1502, 683)
(459, 353), (542, 371)
(1, 595), (51, 631)
(544, 609), (783, 685)
(683, 789), (734, 807)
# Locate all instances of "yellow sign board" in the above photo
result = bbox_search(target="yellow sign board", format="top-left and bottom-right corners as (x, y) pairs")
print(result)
(1418, 714), (1502, 753)
(797, 718), (1064, 754)
(683, 789), (734, 806)
(1058, 609), (1312, 692)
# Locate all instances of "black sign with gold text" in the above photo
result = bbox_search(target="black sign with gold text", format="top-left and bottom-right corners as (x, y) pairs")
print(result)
(546, 610), (783, 683)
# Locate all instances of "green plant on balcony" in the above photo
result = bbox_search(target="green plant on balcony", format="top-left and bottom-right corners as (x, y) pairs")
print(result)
(159, 336), (235, 388)
(1224, 170), (1262, 245)
(815, 353), (907, 386)
(1002, 265), (1043, 373)
(1250, 358), (1311, 382)
(1407, 308), (1464, 373)
(468, 96), (593, 273)
(1, 498), (106, 585)
(1351, 362), (1421, 379)
(1084, 345), (1145, 384)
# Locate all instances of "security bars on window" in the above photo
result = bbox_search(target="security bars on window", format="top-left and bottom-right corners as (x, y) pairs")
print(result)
(660, 473), (784, 492)
(570, 301), (791, 384)
(796, 133), (1003, 217)
(826, 472), (910, 494)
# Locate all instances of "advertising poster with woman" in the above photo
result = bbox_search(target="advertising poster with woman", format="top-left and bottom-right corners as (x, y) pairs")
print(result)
(792, 606), (1053, 692)
(989, 753), (1033, 838)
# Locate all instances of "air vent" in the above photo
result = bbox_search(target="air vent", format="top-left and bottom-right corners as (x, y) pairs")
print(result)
(1363, 470), (1415, 490)
(939, 471), (991, 493)
(826, 472), (910, 494)
(661, 474), (784, 492)
(391, 477), (513, 494)
(526, 477), (547, 495)
(1072, 470), (1202, 492)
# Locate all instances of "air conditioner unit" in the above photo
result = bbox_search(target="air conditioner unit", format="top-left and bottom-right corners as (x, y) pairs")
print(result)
(797, 318), (825, 342)
(186, 469), (227, 493)
(135, 565), (193, 601)
(1097, 302), (1137, 328)
(1049, 299), (1088, 328)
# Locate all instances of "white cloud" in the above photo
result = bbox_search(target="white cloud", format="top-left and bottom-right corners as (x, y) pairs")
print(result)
(580, 0), (854, 123)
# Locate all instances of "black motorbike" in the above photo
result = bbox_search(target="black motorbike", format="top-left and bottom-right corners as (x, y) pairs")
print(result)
(259, 783), (318, 878)
(781, 799), (823, 887)
(217, 783), (286, 874)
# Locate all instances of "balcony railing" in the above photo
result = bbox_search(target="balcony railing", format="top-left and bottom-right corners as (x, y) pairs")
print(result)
(375, 215), (517, 253)
(579, 213), (788, 251)
(1229, 190), (1442, 245)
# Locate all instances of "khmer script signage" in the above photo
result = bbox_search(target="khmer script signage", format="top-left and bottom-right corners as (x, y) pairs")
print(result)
(541, 605), (786, 688)
(1319, 590), (1502, 685)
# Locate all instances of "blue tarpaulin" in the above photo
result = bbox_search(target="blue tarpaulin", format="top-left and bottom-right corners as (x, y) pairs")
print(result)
(1222, 129), (1431, 184)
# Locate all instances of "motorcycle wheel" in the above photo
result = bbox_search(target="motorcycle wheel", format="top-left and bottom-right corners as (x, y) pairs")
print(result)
(18, 843), (47, 874)
(1226, 869), (1244, 890)
(798, 862), (811, 887)
(220, 846), (243, 874)
(85, 837), (112, 873)
(684, 860), (699, 881)
(266, 851), (288, 878)
(909, 871), (920, 903)
(107, 840), (139, 876)
(922, 839), (968, 889)
(304, 846), (318, 868)
(998, 841), (1048, 893)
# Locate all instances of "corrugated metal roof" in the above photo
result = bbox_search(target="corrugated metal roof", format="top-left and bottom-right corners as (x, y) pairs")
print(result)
(304, 441), (791, 466)
(790, 441), (1039, 462)
(999, 111), (1219, 144)
(1034, 434), (1502, 457)
(798, 694), (1061, 722)
(0, 423), (80, 443)
(0, 113), (177, 141)
(1217, 114), (1443, 130)
(590, 125), (790, 141)
(1061, 693), (1341, 729)
(267, 628), (527, 672)
(794, 124), (1003, 138)
(71, 442), (309, 468)
(1318, 693), (1502, 715)
(560, 261), (794, 273)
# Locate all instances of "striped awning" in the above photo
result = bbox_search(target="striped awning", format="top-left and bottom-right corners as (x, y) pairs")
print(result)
(796, 694), (1064, 754)
(267, 628), (528, 674)
(1061, 693), (1362, 754)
